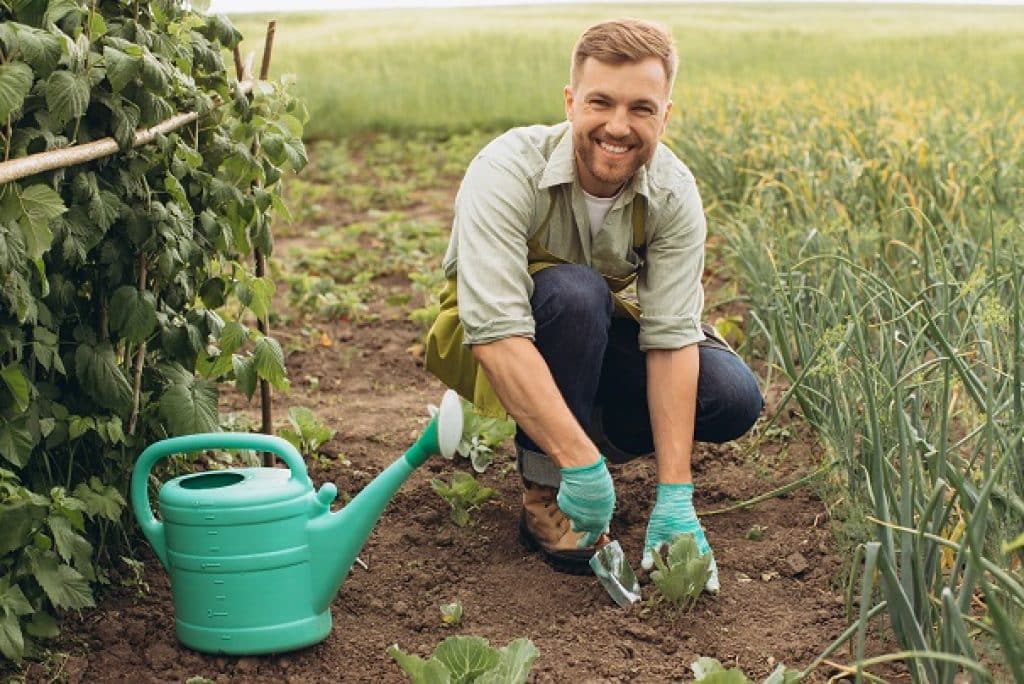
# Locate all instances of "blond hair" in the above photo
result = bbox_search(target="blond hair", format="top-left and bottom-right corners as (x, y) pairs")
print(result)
(570, 18), (678, 91)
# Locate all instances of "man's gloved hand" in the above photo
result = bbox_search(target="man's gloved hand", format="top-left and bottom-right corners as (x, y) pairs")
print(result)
(556, 456), (615, 548)
(641, 483), (719, 592)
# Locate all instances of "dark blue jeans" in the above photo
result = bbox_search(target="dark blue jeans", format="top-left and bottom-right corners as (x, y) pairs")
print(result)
(516, 264), (763, 461)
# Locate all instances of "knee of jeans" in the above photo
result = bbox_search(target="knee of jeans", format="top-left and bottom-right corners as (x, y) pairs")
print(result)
(533, 265), (612, 329)
(698, 356), (764, 443)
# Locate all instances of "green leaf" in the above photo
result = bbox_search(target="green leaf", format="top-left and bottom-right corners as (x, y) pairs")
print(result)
(72, 477), (126, 522)
(433, 635), (501, 682)
(14, 183), (66, 262)
(0, 578), (33, 616)
(252, 335), (288, 391)
(45, 70), (90, 128)
(28, 549), (95, 610)
(43, 0), (81, 26)
(32, 326), (64, 375)
(10, 24), (62, 75)
(650, 534), (711, 610)
(0, 498), (46, 554)
(141, 52), (169, 93)
(387, 644), (452, 684)
(159, 375), (219, 436)
(238, 276), (275, 320)
(74, 342), (132, 414)
(1, 365), (32, 412)
(47, 514), (93, 567)
(87, 11), (106, 39)
(232, 354), (258, 400)
(0, 62), (33, 121)
(0, 422), (35, 468)
(109, 286), (157, 343)
(0, 611), (25, 663)
(476, 638), (540, 684)
(25, 611), (59, 640)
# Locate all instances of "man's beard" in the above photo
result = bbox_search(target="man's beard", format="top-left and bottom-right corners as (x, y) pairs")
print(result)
(573, 128), (647, 193)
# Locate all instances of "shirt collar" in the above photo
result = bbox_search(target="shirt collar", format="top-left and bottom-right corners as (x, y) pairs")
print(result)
(538, 122), (652, 203)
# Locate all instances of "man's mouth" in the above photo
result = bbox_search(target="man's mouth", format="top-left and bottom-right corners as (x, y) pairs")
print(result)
(597, 140), (632, 155)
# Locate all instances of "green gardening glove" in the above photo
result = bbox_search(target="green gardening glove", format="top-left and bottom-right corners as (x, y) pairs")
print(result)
(556, 457), (615, 548)
(642, 483), (719, 592)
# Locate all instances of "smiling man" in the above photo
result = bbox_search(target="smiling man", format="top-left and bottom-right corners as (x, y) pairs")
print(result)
(425, 18), (763, 592)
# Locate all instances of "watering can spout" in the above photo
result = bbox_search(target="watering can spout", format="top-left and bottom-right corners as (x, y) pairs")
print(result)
(308, 390), (463, 612)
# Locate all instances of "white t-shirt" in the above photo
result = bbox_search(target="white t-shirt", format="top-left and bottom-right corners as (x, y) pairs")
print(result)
(582, 187), (623, 239)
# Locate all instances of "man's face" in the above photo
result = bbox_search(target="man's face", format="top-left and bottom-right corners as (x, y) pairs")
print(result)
(565, 56), (673, 198)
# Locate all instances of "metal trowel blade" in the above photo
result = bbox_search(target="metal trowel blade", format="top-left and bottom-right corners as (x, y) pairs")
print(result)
(590, 539), (641, 608)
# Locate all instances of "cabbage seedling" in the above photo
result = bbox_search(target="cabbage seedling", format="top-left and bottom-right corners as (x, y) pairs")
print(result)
(430, 472), (496, 527)
(649, 534), (712, 611)
(439, 600), (463, 627)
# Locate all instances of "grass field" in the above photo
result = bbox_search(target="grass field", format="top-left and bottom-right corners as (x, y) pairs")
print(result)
(230, 4), (1024, 138)
(230, 5), (1024, 680)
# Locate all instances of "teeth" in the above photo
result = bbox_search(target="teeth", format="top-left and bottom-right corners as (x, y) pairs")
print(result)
(599, 141), (629, 154)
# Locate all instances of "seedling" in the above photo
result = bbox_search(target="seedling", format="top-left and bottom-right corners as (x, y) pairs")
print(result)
(439, 600), (463, 627)
(691, 656), (802, 683)
(649, 534), (712, 611)
(430, 472), (496, 527)
(279, 406), (336, 458)
(746, 524), (768, 541)
(388, 635), (538, 684)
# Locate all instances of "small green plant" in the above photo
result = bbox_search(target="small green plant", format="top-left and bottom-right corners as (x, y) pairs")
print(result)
(427, 398), (515, 473)
(388, 635), (538, 684)
(691, 656), (802, 683)
(439, 600), (463, 627)
(279, 407), (336, 458)
(746, 525), (768, 541)
(649, 534), (712, 611)
(119, 556), (150, 597)
(430, 472), (496, 527)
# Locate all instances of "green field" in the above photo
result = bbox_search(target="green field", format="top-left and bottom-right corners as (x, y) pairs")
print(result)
(230, 4), (1024, 138)
(234, 5), (1024, 680)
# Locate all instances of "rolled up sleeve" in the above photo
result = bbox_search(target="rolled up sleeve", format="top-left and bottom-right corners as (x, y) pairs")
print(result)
(637, 179), (707, 350)
(453, 155), (536, 345)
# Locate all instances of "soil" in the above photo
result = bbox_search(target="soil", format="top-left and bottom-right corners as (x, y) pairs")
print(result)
(10, 141), (898, 684)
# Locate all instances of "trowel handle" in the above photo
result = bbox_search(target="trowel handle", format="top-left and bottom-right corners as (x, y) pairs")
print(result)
(130, 433), (311, 568)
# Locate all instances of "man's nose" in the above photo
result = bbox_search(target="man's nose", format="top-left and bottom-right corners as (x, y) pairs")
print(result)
(605, 106), (630, 137)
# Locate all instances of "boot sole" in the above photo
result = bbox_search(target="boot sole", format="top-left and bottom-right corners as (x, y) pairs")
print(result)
(518, 512), (594, 576)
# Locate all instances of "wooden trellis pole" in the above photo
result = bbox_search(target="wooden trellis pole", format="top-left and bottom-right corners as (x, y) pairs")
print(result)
(233, 21), (279, 464)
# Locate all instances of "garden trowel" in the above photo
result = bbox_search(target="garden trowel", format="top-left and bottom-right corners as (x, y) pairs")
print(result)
(590, 535), (641, 608)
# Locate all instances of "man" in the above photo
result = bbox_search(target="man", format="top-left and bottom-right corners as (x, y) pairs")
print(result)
(425, 18), (762, 592)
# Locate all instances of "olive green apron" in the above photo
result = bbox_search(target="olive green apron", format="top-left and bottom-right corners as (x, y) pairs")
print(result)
(424, 190), (647, 417)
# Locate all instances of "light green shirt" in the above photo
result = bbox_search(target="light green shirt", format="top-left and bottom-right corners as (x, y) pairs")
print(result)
(443, 121), (707, 351)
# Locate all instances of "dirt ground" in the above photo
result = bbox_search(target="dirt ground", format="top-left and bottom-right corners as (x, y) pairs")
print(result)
(11, 139), (899, 684)
(30, 318), (895, 684)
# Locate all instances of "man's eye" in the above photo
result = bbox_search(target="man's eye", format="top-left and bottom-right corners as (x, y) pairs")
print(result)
(633, 106), (655, 116)
(590, 99), (609, 108)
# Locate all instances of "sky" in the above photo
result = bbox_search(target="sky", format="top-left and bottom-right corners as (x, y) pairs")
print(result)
(207, 0), (1024, 13)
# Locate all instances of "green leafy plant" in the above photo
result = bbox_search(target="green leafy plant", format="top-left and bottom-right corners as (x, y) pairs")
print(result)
(691, 657), (802, 683)
(388, 635), (538, 684)
(0, 0), (305, 663)
(649, 534), (712, 611)
(430, 472), (496, 528)
(279, 406), (335, 458)
(439, 600), (462, 627)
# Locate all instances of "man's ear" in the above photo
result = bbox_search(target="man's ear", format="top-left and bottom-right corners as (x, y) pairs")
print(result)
(658, 100), (674, 136)
(564, 85), (574, 121)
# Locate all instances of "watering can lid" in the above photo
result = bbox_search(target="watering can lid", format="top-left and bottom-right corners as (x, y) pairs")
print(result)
(159, 467), (311, 510)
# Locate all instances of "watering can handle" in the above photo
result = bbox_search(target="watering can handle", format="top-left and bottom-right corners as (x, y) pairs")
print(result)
(130, 432), (311, 569)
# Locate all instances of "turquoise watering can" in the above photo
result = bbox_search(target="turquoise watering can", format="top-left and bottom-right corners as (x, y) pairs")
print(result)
(130, 390), (463, 655)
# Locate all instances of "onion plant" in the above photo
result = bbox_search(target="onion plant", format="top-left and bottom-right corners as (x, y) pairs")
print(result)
(669, 79), (1024, 681)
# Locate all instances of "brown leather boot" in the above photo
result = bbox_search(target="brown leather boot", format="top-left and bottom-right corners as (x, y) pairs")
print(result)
(518, 478), (595, 574)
